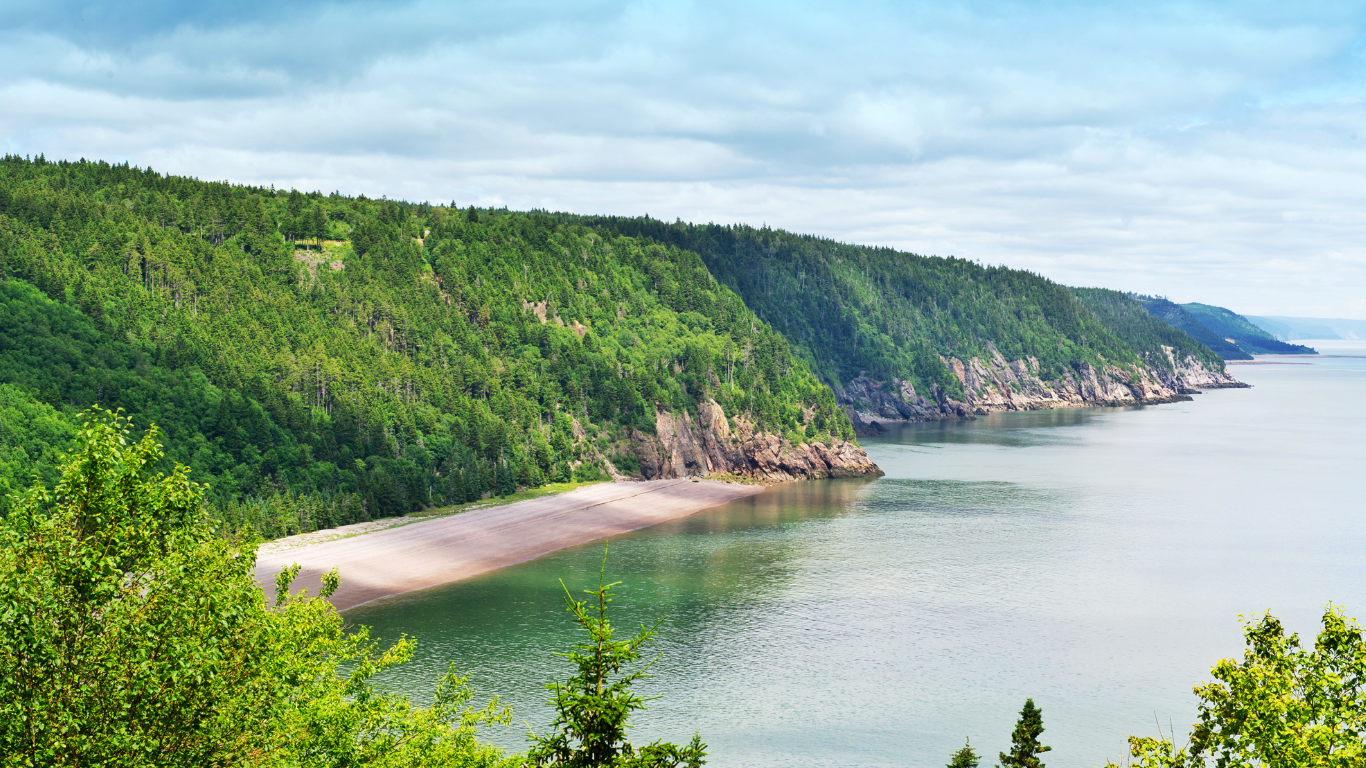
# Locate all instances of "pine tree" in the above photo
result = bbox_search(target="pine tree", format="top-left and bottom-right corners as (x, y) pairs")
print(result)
(311, 204), (328, 248)
(999, 699), (1051, 768)
(527, 545), (707, 768)
(948, 737), (980, 768)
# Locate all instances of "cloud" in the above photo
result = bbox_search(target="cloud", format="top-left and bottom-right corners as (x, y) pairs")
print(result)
(3, 0), (1366, 317)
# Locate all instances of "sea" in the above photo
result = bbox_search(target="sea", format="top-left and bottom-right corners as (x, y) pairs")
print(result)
(348, 339), (1366, 767)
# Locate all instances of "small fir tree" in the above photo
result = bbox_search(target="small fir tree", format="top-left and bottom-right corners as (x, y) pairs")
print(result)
(527, 544), (706, 768)
(948, 737), (981, 768)
(999, 698), (1051, 768)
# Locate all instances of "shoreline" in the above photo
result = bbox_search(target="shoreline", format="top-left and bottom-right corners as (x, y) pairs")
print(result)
(253, 479), (766, 611)
(848, 384), (1240, 433)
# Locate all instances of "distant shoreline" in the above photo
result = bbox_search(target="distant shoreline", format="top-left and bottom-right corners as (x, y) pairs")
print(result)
(253, 479), (765, 611)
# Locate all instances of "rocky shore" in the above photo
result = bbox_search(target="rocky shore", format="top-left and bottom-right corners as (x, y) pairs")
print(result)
(837, 345), (1247, 434)
(628, 400), (884, 482)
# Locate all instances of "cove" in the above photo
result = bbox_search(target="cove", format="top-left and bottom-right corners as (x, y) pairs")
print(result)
(347, 342), (1366, 768)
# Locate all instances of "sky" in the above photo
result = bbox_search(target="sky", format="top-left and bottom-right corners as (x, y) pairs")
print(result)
(3, 1), (1366, 318)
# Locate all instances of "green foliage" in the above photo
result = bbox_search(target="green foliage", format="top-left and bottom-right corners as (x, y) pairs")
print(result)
(0, 156), (850, 538)
(1181, 303), (1317, 356)
(1131, 296), (1252, 361)
(527, 546), (706, 768)
(999, 699), (1051, 768)
(1122, 607), (1366, 768)
(948, 738), (981, 768)
(563, 217), (1162, 401)
(0, 410), (513, 767)
(0, 382), (74, 505)
(1070, 288), (1226, 375)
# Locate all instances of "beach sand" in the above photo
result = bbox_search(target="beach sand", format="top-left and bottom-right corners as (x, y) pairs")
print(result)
(253, 479), (765, 611)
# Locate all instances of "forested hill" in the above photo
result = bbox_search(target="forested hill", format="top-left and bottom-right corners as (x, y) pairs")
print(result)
(560, 217), (1238, 420)
(1070, 288), (1228, 374)
(1133, 296), (1253, 360)
(0, 156), (868, 534)
(1180, 303), (1317, 355)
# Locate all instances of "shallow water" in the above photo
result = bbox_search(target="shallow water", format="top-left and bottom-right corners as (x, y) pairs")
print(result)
(348, 342), (1366, 767)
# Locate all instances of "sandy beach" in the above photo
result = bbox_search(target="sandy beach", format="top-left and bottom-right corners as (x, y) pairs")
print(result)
(253, 479), (765, 610)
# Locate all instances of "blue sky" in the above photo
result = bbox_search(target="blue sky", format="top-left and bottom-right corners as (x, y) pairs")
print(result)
(4, 0), (1366, 318)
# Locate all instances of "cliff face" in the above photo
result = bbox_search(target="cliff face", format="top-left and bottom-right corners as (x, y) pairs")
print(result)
(839, 344), (1245, 432)
(1156, 346), (1250, 392)
(628, 400), (883, 482)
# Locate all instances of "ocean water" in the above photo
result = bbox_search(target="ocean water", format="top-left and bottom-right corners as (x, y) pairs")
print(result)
(347, 342), (1366, 767)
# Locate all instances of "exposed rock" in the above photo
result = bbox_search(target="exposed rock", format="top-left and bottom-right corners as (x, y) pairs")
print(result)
(837, 346), (1245, 432)
(1157, 345), (1251, 392)
(630, 400), (883, 482)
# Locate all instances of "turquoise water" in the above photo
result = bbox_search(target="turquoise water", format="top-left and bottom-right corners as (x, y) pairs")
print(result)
(348, 344), (1366, 767)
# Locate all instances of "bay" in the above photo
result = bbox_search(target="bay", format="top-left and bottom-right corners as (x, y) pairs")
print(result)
(347, 341), (1366, 767)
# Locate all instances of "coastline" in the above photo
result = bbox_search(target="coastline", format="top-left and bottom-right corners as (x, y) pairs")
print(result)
(253, 478), (766, 611)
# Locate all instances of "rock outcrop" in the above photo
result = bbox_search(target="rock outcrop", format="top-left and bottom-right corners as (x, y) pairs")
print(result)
(630, 400), (883, 482)
(1155, 345), (1251, 393)
(839, 344), (1246, 433)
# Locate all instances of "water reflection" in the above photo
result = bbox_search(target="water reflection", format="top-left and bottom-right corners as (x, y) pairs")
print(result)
(347, 481), (886, 750)
(879, 406), (1129, 448)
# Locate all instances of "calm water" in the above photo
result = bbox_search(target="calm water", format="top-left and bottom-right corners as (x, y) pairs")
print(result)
(349, 342), (1366, 767)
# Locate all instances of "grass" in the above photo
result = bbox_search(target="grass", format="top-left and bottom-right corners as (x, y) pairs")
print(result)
(706, 473), (769, 486)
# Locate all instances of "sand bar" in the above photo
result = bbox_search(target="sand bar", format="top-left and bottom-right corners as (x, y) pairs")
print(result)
(253, 479), (765, 611)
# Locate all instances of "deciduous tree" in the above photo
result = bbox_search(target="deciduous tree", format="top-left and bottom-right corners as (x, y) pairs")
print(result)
(1120, 607), (1366, 767)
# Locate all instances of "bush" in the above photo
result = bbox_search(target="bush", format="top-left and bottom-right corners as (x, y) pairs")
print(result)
(1117, 606), (1366, 767)
(0, 410), (512, 767)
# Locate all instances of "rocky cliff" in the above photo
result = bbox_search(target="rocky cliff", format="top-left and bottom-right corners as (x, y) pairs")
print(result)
(626, 400), (883, 482)
(839, 343), (1246, 433)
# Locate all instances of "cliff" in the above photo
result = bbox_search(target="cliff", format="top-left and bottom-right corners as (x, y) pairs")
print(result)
(627, 400), (883, 482)
(838, 344), (1245, 432)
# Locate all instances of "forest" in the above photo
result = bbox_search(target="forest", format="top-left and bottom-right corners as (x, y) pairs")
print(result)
(0, 156), (1239, 541)
(1070, 288), (1228, 375)
(558, 217), (1225, 401)
(0, 156), (848, 537)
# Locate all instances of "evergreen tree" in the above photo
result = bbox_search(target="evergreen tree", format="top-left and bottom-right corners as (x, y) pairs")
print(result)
(527, 545), (706, 768)
(948, 737), (980, 768)
(999, 699), (1051, 768)
(311, 204), (328, 247)
(0, 156), (859, 534)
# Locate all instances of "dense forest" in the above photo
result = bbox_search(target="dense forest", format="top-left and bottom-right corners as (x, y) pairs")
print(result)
(0, 156), (849, 535)
(1070, 288), (1228, 375)
(561, 217), (1214, 399)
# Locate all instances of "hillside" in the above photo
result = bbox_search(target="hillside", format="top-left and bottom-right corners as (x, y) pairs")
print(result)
(1132, 296), (1252, 361)
(1182, 303), (1317, 355)
(562, 217), (1237, 426)
(1070, 289), (1244, 391)
(0, 157), (876, 532)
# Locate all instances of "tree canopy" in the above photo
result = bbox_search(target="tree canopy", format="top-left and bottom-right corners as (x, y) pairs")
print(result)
(0, 156), (850, 537)
(561, 217), (1220, 401)
(1121, 607), (1366, 767)
(0, 410), (514, 767)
